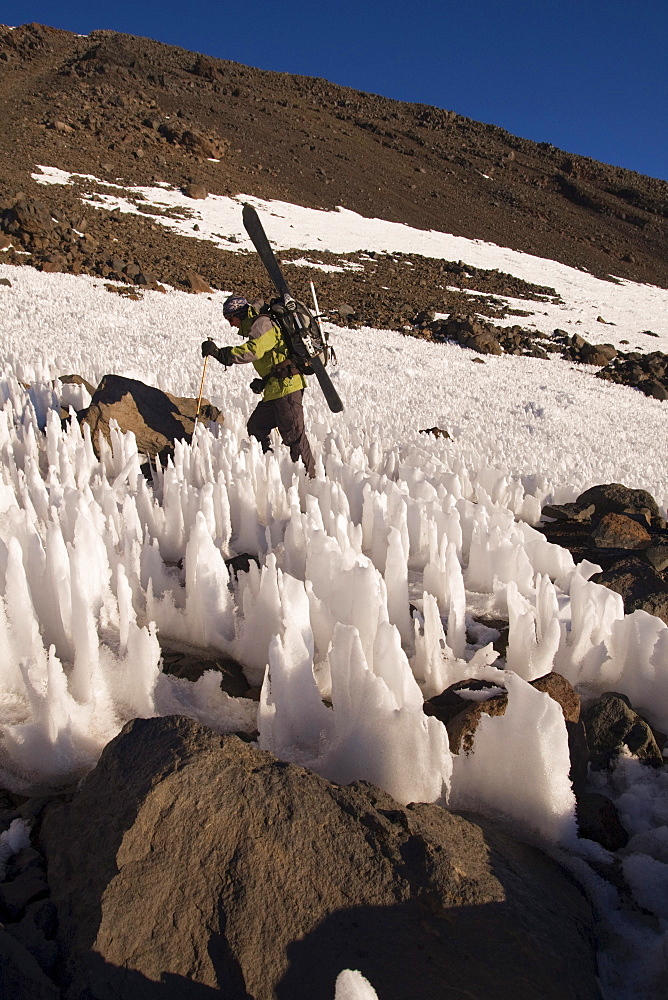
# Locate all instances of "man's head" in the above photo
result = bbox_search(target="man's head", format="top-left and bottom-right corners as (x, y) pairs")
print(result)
(223, 294), (250, 330)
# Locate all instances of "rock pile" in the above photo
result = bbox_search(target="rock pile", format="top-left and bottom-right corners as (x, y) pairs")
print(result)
(1, 22), (666, 293)
(551, 330), (618, 366)
(596, 349), (668, 400)
(426, 670), (665, 852)
(411, 317), (667, 401)
(539, 483), (668, 624)
(0, 195), (170, 292)
(427, 313), (558, 358)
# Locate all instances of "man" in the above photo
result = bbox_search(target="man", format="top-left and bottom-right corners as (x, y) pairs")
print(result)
(202, 294), (316, 477)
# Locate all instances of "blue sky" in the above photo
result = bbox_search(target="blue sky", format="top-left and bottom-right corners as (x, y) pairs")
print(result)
(6, 0), (668, 181)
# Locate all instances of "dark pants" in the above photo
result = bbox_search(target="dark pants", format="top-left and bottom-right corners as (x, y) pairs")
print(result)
(247, 390), (315, 477)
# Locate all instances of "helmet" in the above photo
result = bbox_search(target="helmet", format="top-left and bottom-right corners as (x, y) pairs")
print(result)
(222, 294), (249, 320)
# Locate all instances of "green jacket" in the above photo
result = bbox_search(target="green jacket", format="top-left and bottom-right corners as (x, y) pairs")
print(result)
(225, 310), (306, 401)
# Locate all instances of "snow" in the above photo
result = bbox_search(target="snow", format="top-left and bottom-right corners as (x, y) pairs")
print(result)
(32, 166), (668, 352)
(1, 187), (668, 997)
(335, 970), (379, 999)
(0, 817), (30, 880)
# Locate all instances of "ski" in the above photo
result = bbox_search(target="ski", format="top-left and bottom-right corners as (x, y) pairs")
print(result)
(242, 204), (344, 414)
(242, 204), (291, 299)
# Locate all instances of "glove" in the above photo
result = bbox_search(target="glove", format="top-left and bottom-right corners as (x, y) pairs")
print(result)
(201, 339), (219, 359)
(218, 346), (235, 367)
(250, 378), (266, 394)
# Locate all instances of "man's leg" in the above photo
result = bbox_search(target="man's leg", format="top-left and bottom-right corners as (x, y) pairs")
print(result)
(247, 400), (277, 453)
(274, 391), (316, 477)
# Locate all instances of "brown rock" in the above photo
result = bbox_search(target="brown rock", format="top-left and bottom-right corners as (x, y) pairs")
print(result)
(39, 716), (602, 1000)
(530, 672), (581, 724)
(590, 512), (651, 549)
(645, 543), (668, 573)
(583, 692), (664, 769)
(595, 555), (668, 623)
(418, 426), (450, 439)
(446, 692), (508, 754)
(580, 344), (616, 366)
(185, 271), (213, 293)
(182, 182), (208, 200)
(78, 374), (224, 458)
(58, 373), (97, 396)
(542, 502), (595, 522)
(576, 792), (629, 851)
(576, 484), (662, 529)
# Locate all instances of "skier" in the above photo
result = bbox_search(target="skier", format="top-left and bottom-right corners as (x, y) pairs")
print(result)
(202, 294), (316, 477)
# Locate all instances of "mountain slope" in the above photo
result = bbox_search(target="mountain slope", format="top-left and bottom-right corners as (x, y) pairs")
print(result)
(0, 21), (666, 294)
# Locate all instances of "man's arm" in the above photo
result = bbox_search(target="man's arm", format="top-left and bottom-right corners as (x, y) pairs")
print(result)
(202, 315), (278, 367)
(226, 315), (278, 364)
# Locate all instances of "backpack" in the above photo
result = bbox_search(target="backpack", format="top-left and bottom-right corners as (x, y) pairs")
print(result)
(264, 298), (335, 376)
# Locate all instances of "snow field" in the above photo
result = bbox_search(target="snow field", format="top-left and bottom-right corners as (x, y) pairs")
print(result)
(1, 262), (667, 511)
(0, 355), (666, 837)
(1, 191), (668, 995)
(32, 165), (668, 350)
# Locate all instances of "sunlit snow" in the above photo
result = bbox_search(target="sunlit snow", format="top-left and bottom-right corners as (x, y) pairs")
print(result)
(1, 188), (667, 998)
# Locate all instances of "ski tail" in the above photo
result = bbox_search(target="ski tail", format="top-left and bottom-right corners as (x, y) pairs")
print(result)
(310, 355), (344, 413)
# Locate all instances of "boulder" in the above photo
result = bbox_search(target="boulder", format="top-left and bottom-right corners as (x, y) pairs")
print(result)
(444, 689), (508, 753)
(530, 672), (581, 724)
(580, 343), (617, 366)
(645, 542), (668, 573)
(590, 512), (651, 550)
(184, 271), (213, 293)
(576, 792), (629, 851)
(426, 678), (501, 721)
(433, 673), (580, 753)
(0, 929), (59, 1000)
(77, 374), (224, 458)
(576, 483), (663, 529)
(594, 556), (668, 624)
(40, 716), (602, 1000)
(182, 182), (208, 200)
(582, 692), (664, 769)
(542, 502), (595, 523)
(58, 373), (96, 396)
(646, 380), (668, 400)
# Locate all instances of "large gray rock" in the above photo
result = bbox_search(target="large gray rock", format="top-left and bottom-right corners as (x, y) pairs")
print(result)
(40, 716), (601, 1000)
(583, 692), (664, 768)
(77, 374), (224, 458)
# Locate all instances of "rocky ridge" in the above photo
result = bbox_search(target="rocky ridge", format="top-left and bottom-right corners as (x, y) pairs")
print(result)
(0, 21), (666, 291)
(0, 23), (666, 400)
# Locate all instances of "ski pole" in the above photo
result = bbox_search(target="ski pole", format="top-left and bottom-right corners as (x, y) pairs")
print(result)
(194, 340), (213, 436)
(310, 280), (321, 317)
